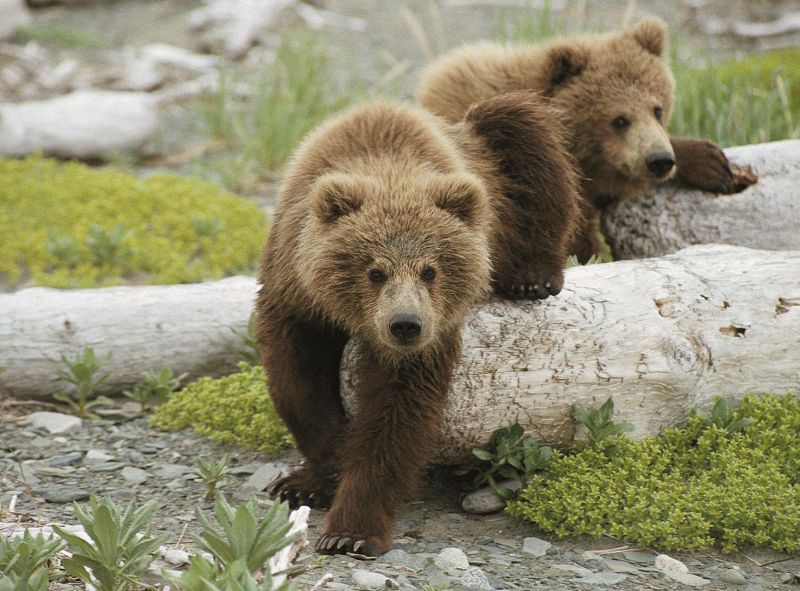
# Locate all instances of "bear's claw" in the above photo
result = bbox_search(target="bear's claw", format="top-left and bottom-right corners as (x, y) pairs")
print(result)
(500, 269), (563, 301)
(316, 533), (376, 555)
(267, 470), (333, 509)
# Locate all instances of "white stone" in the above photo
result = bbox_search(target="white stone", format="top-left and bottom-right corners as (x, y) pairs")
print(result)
(162, 548), (190, 566)
(121, 466), (149, 485)
(83, 449), (114, 465)
(655, 554), (689, 573)
(521, 536), (551, 557)
(26, 411), (81, 434)
(351, 569), (389, 590)
(460, 566), (492, 590)
(433, 547), (470, 572)
(139, 43), (220, 72)
(461, 480), (521, 514)
(0, 90), (157, 159)
(0, 0), (31, 41)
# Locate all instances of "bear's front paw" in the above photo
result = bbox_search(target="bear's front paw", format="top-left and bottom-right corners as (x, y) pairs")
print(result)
(267, 466), (335, 509)
(674, 139), (735, 193)
(315, 532), (390, 556)
(496, 268), (564, 301)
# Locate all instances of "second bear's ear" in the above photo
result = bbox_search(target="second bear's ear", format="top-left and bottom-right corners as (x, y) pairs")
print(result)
(312, 174), (365, 223)
(631, 18), (667, 56)
(433, 175), (487, 227)
(543, 44), (590, 92)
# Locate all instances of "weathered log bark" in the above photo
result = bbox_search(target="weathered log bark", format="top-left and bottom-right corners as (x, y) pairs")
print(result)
(2, 247), (798, 465)
(0, 276), (255, 399)
(342, 245), (800, 463)
(602, 140), (800, 260)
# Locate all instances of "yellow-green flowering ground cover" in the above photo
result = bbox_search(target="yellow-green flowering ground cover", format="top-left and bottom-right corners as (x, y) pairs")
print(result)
(0, 155), (267, 288)
(508, 393), (800, 553)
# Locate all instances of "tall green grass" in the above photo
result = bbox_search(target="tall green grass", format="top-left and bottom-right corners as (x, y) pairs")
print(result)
(200, 33), (361, 192)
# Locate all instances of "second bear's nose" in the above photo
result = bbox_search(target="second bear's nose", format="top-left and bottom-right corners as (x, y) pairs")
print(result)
(645, 152), (675, 177)
(389, 314), (423, 344)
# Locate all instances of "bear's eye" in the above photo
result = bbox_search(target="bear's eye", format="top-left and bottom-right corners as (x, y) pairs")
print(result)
(421, 266), (437, 282)
(612, 116), (630, 130)
(654, 106), (663, 121)
(368, 269), (387, 284)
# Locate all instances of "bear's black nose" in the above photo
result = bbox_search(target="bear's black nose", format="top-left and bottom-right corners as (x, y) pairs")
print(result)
(645, 152), (675, 178)
(389, 314), (423, 344)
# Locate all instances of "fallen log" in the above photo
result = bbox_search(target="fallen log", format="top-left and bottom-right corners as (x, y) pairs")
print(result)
(2, 246), (798, 465)
(342, 245), (800, 463)
(602, 140), (800, 260)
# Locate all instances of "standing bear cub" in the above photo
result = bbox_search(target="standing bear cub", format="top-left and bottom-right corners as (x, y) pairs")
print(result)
(255, 94), (581, 556)
(418, 18), (754, 262)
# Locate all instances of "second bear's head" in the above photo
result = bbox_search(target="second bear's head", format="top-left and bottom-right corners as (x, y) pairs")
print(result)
(300, 169), (492, 357)
(544, 18), (677, 197)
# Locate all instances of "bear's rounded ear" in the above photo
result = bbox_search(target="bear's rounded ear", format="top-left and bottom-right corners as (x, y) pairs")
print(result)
(631, 18), (668, 56)
(543, 44), (590, 93)
(433, 175), (488, 227)
(311, 173), (365, 223)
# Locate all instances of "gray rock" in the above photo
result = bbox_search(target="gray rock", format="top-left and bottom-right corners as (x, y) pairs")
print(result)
(571, 571), (627, 585)
(395, 574), (421, 591)
(351, 569), (389, 590)
(461, 480), (521, 514)
(121, 466), (149, 484)
(423, 564), (450, 590)
(603, 559), (641, 574)
(434, 547), (470, 572)
(623, 551), (654, 564)
(662, 570), (710, 587)
(461, 566), (493, 590)
(154, 463), (194, 479)
(719, 569), (747, 585)
(552, 564), (593, 577)
(34, 466), (75, 477)
(243, 463), (287, 491)
(36, 486), (90, 503)
(27, 412), (82, 434)
(83, 449), (115, 465)
(49, 452), (84, 466)
(380, 549), (427, 571)
(522, 536), (551, 557)
(229, 462), (264, 475)
(89, 462), (126, 472)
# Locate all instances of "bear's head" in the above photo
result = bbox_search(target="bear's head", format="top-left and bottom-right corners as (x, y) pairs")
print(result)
(299, 169), (492, 359)
(542, 18), (676, 200)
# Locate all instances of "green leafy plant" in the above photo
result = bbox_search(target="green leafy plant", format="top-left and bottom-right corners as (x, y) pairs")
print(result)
(572, 397), (633, 446)
(508, 393), (800, 553)
(0, 155), (267, 289)
(232, 313), (260, 365)
(54, 496), (168, 591)
(0, 530), (64, 591)
(196, 455), (231, 501)
(150, 363), (292, 453)
(458, 424), (552, 499)
(54, 346), (114, 419)
(696, 397), (755, 434)
(170, 495), (298, 590)
(124, 367), (187, 411)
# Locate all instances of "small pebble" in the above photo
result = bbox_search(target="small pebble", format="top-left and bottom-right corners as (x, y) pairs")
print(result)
(522, 537), (551, 557)
(655, 553), (688, 573)
(434, 547), (470, 572)
(351, 569), (389, 590)
(718, 569), (747, 585)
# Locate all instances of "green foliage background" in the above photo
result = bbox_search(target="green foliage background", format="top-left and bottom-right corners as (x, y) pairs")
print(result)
(508, 394), (800, 553)
(0, 156), (267, 288)
(150, 363), (292, 454)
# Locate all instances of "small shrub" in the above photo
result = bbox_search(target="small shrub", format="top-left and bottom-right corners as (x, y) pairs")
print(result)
(0, 530), (64, 591)
(150, 363), (292, 453)
(54, 496), (168, 591)
(572, 397), (633, 446)
(196, 455), (231, 501)
(54, 346), (114, 419)
(124, 367), (187, 412)
(508, 393), (800, 553)
(0, 155), (267, 288)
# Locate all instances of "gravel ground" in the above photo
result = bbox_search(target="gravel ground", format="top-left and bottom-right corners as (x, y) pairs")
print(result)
(2, 404), (799, 590)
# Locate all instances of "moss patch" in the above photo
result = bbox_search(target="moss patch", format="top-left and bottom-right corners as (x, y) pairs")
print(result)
(507, 393), (800, 553)
(0, 155), (267, 288)
(150, 364), (292, 454)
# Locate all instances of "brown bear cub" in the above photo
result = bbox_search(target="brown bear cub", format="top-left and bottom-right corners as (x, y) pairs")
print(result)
(418, 18), (754, 262)
(255, 94), (580, 556)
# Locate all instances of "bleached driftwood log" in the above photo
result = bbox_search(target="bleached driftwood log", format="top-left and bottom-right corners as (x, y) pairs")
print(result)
(2, 246), (799, 463)
(342, 245), (800, 463)
(602, 140), (800, 260)
(0, 276), (255, 399)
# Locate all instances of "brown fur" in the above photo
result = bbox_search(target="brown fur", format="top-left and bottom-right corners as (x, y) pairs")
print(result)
(418, 18), (749, 261)
(255, 96), (580, 556)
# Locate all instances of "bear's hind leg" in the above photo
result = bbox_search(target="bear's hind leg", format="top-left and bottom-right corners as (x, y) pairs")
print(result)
(465, 91), (582, 300)
(256, 302), (348, 508)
